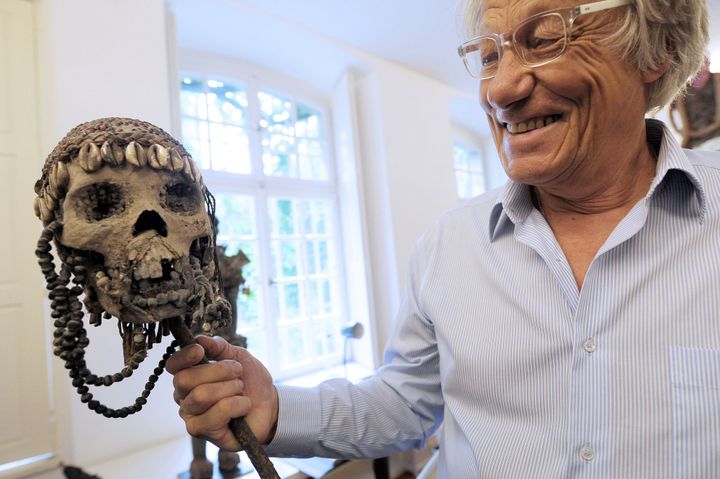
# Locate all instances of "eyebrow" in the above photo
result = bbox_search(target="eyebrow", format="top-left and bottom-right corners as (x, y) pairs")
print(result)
(478, 1), (571, 34)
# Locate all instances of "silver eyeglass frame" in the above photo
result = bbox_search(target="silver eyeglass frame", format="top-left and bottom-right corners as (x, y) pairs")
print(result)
(458, 0), (633, 79)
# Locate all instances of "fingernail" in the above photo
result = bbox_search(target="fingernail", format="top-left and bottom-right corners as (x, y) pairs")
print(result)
(232, 362), (243, 376)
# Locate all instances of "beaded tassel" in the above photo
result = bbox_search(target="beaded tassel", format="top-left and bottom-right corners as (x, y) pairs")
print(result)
(36, 223), (177, 417)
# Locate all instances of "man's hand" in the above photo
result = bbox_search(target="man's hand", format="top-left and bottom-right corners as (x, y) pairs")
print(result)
(166, 335), (279, 451)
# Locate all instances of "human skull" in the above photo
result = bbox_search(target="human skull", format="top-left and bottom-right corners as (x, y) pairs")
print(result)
(35, 118), (230, 365)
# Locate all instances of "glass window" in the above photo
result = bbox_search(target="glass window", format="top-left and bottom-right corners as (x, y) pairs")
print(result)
(453, 140), (486, 199)
(181, 77), (251, 174)
(259, 90), (329, 181)
(180, 75), (344, 379)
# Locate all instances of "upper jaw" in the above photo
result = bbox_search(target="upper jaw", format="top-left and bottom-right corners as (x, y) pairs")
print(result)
(497, 113), (563, 134)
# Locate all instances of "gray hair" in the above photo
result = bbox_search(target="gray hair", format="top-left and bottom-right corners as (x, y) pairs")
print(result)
(463, 0), (709, 112)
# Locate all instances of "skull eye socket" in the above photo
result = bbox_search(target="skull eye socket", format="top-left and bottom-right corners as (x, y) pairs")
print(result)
(161, 181), (201, 214)
(75, 182), (126, 221)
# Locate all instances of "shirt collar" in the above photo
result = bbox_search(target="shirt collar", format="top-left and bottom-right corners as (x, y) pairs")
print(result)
(488, 119), (707, 241)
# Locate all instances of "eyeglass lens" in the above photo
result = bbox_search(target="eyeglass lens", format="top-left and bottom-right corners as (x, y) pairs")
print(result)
(464, 13), (568, 78)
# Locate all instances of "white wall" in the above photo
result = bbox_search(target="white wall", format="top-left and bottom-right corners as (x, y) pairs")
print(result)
(34, 0), (185, 468)
(353, 60), (459, 360)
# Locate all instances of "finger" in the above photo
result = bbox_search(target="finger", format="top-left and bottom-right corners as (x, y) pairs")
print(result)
(181, 378), (244, 415)
(165, 344), (205, 375)
(182, 395), (251, 451)
(172, 360), (243, 400)
(196, 335), (246, 362)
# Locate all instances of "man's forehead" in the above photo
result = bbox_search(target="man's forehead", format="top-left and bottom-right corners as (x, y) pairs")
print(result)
(478, 0), (580, 33)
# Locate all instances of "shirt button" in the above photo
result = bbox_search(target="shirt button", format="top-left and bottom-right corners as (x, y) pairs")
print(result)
(580, 445), (595, 461)
(583, 339), (597, 353)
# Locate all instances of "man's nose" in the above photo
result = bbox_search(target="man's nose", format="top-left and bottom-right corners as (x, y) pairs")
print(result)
(485, 49), (534, 110)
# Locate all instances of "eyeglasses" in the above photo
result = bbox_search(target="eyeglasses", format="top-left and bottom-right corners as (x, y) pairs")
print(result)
(458, 0), (632, 80)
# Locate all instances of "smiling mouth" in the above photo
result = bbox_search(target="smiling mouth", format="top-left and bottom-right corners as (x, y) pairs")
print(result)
(504, 114), (562, 134)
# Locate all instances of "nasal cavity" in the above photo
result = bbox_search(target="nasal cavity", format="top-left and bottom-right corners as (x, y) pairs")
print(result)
(133, 210), (168, 237)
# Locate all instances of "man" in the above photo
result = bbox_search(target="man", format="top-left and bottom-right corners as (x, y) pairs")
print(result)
(168, 0), (719, 476)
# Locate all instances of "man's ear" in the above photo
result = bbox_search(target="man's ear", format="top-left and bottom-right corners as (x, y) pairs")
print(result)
(642, 59), (671, 84)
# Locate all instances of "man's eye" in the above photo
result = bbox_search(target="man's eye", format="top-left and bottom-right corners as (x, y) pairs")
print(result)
(482, 52), (499, 66)
(529, 36), (562, 49)
(75, 183), (126, 221)
(161, 181), (200, 214)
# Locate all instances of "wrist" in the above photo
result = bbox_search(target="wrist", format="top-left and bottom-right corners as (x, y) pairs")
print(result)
(264, 386), (279, 445)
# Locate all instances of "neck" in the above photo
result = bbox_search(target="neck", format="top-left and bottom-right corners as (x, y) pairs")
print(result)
(534, 132), (658, 218)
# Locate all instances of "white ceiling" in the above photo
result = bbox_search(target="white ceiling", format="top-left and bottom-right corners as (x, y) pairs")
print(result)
(170, 0), (476, 93)
(170, 0), (720, 135)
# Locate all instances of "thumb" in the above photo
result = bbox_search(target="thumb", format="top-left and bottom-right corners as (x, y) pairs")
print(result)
(196, 335), (242, 362)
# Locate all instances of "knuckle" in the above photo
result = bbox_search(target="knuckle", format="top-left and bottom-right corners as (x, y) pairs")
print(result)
(189, 386), (211, 407)
(185, 418), (204, 438)
(172, 372), (189, 392)
(182, 392), (202, 413)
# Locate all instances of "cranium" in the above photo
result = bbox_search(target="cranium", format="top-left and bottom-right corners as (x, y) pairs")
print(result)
(34, 117), (231, 416)
(61, 159), (211, 325)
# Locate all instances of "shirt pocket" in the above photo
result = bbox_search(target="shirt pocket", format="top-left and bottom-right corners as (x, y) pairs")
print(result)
(669, 347), (720, 478)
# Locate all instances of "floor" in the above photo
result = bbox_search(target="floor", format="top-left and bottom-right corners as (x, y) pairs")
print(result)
(80, 436), (305, 479)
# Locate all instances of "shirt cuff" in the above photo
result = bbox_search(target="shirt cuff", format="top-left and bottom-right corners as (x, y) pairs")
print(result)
(264, 384), (322, 457)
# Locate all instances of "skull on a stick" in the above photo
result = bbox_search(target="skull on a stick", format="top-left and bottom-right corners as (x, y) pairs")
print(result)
(34, 117), (231, 415)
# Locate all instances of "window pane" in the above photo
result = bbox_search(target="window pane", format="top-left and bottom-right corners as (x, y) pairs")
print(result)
(318, 240), (329, 274)
(303, 200), (328, 234)
(322, 279), (333, 313)
(307, 280), (322, 315)
(296, 103), (321, 138)
(262, 133), (297, 177)
(277, 282), (302, 319)
(305, 240), (318, 275)
(246, 333), (268, 365)
(323, 319), (341, 355)
(207, 86), (247, 126)
(454, 140), (486, 199)
(180, 77), (251, 175)
(471, 172), (486, 197)
(215, 195), (256, 237)
(181, 119), (211, 170)
(298, 155), (328, 181)
(209, 123), (251, 174)
(180, 90), (203, 119)
(270, 198), (297, 235)
(454, 144), (468, 170)
(456, 171), (469, 198)
(213, 194), (262, 338)
(271, 240), (300, 278)
(279, 324), (306, 366)
(297, 140), (327, 180)
(258, 90), (294, 136)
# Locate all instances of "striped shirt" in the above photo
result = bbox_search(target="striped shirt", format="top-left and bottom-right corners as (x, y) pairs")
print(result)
(268, 120), (720, 478)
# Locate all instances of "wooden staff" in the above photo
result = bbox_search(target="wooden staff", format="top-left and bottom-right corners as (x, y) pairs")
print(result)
(168, 318), (281, 479)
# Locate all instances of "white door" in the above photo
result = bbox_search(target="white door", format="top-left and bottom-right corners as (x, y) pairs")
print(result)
(0, 0), (56, 476)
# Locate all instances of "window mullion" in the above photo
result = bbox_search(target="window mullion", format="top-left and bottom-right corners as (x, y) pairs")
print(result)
(254, 186), (279, 374)
(247, 76), (265, 180)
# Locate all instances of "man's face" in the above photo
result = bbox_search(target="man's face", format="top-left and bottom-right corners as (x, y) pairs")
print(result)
(479, 0), (648, 189)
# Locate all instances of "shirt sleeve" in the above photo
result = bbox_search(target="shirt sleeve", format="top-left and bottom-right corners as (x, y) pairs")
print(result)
(265, 236), (444, 459)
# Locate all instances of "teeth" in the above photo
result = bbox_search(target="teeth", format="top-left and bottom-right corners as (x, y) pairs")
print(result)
(506, 115), (560, 134)
(133, 261), (164, 280)
(95, 271), (110, 291)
